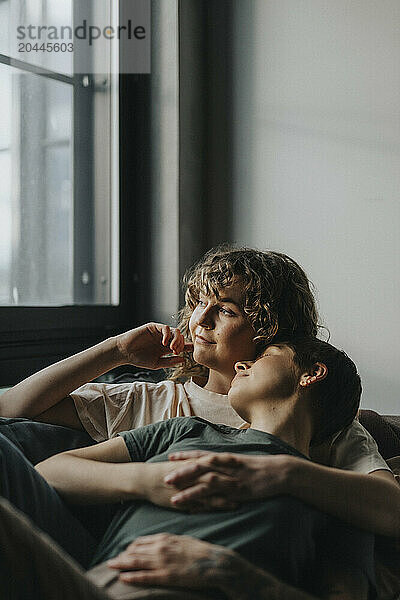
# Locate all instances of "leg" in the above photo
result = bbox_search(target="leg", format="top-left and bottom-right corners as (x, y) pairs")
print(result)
(0, 498), (209, 600)
(0, 432), (96, 566)
(0, 498), (108, 600)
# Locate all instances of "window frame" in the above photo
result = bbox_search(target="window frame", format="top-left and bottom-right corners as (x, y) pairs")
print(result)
(0, 4), (152, 385)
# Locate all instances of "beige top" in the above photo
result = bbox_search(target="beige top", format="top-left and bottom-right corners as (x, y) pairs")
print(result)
(71, 379), (390, 473)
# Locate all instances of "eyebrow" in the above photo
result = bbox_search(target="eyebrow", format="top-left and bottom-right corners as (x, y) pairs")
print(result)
(217, 297), (241, 307)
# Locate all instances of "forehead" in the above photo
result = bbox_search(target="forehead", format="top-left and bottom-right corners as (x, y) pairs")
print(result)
(260, 344), (295, 360)
(199, 283), (244, 305)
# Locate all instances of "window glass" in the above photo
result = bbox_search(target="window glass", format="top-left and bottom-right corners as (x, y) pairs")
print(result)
(0, 0), (119, 307)
(0, 0), (10, 54)
(0, 151), (12, 304)
(0, 64), (73, 306)
(0, 65), (11, 148)
(0, 0), (74, 76)
(43, 0), (73, 75)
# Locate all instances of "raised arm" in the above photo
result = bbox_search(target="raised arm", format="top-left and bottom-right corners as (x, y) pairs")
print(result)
(0, 323), (191, 428)
(164, 451), (400, 537)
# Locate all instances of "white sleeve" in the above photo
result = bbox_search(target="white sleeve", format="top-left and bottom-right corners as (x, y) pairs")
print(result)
(70, 380), (189, 442)
(70, 382), (138, 442)
(329, 420), (391, 473)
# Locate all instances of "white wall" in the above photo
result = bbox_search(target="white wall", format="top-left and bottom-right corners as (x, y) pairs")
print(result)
(150, 0), (180, 324)
(232, 1), (400, 413)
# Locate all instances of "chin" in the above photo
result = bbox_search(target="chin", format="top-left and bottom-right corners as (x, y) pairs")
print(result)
(193, 348), (216, 369)
(228, 390), (241, 412)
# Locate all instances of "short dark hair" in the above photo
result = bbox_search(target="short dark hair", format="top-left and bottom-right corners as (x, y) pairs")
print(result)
(284, 338), (362, 446)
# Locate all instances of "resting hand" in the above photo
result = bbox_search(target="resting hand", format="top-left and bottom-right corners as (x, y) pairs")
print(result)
(165, 451), (297, 509)
(107, 533), (236, 589)
(138, 461), (236, 511)
(116, 323), (193, 369)
(107, 533), (324, 600)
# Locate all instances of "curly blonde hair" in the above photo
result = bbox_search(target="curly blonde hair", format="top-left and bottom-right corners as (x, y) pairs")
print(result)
(168, 245), (321, 381)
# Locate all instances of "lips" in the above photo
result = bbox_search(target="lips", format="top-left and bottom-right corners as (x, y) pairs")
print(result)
(195, 334), (216, 345)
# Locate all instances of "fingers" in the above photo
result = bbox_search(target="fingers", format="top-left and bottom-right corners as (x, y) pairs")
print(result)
(164, 462), (212, 487)
(165, 453), (241, 487)
(158, 355), (186, 367)
(160, 325), (193, 356)
(114, 533), (181, 555)
(161, 326), (182, 354)
(119, 569), (170, 585)
(168, 450), (210, 461)
(108, 554), (155, 571)
(171, 473), (238, 505)
(130, 532), (179, 545)
(172, 493), (238, 512)
(108, 533), (178, 585)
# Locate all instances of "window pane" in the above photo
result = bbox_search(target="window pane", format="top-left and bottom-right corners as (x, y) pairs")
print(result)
(0, 0), (10, 56)
(42, 0), (73, 76)
(0, 64), (74, 306)
(44, 145), (73, 304)
(47, 78), (72, 141)
(0, 0), (73, 76)
(0, 151), (12, 304)
(0, 60), (118, 306)
(0, 64), (11, 148)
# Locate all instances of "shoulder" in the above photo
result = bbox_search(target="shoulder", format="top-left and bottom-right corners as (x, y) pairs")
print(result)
(334, 418), (378, 447)
(119, 416), (210, 460)
(311, 419), (390, 473)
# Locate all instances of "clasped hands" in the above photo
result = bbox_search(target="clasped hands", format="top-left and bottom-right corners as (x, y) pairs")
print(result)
(141, 451), (294, 511)
(109, 452), (297, 585)
(164, 450), (294, 510)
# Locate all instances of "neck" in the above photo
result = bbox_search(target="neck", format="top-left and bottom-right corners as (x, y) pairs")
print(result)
(202, 369), (233, 395)
(248, 398), (313, 457)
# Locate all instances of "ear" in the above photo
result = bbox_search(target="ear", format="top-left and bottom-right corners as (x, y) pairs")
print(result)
(299, 362), (328, 388)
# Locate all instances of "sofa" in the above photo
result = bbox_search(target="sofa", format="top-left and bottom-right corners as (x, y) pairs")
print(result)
(0, 371), (400, 599)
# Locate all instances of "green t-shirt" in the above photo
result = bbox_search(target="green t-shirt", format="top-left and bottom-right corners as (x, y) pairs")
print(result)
(92, 417), (375, 593)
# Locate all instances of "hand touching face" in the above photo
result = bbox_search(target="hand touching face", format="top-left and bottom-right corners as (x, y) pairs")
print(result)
(116, 323), (193, 369)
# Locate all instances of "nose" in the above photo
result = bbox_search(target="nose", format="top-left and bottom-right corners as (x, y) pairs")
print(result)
(196, 304), (214, 330)
(234, 360), (253, 372)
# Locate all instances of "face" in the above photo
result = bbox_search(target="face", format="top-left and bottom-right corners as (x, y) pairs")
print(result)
(228, 344), (299, 415)
(188, 284), (257, 377)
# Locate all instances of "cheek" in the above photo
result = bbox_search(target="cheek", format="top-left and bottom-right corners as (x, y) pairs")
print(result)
(228, 325), (256, 357)
(188, 311), (197, 338)
(264, 367), (297, 397)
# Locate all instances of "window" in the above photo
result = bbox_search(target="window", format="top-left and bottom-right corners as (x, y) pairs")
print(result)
(0, 0), (118, 306)
(0, 0), (151, 383)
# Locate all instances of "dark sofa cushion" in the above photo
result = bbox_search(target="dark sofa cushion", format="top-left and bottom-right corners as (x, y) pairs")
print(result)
(0, 417), (95, 465)
(0, 417), (119, 541)
(0, 369), (163, 466)
(359, 410), (400, 461)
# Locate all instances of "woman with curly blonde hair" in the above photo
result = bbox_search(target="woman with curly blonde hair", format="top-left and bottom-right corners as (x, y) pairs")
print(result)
(1, 244), (398, 552)
(170, 245), (319, 384)
(1, 245), (320, 435)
